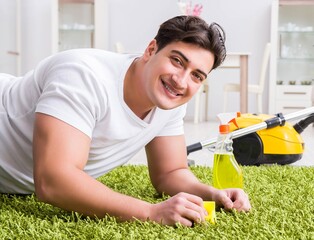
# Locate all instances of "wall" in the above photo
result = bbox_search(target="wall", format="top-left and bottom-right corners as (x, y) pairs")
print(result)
(0, 0), (18, 75)
(0, 0), (273, 118)
(0, 0), (53, 76)
(20, 0), (54, 74)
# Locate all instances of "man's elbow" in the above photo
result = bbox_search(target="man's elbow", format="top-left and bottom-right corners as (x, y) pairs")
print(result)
(151, 176), (169, 195)
(34, 176), (56, 204)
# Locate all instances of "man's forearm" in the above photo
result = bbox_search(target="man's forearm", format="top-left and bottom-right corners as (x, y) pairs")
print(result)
(152, 168), (217, 201)
(35, 168), (152, 221)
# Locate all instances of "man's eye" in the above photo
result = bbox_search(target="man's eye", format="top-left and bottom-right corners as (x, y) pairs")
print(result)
(192, 72), (204, 82)
(171, 57), (183, 66)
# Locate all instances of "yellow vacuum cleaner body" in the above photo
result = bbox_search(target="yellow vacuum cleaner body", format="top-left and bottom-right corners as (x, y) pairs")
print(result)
(229, 113), (304, 165)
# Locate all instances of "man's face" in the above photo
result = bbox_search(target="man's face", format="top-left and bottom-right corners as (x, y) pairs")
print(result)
(142, 40), (215, 110)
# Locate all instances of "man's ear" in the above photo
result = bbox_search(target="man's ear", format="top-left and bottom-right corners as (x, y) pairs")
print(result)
(143, 39), (157, 60)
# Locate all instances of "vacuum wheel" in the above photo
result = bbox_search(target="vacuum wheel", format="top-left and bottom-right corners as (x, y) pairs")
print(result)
(232, 132), (263, 166)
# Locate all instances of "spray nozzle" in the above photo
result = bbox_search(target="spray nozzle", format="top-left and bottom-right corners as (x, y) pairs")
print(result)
(217, 112), (241, 134)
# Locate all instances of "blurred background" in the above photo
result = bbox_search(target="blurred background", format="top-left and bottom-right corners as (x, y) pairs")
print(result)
(1, 0), (313, 120)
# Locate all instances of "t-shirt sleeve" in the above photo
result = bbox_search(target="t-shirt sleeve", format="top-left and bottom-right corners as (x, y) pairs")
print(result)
(35, 62), (103, 138)
(156, 104), (186, 137)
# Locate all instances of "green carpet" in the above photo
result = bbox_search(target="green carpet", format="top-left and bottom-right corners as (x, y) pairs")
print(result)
(0, 165), (313, 239)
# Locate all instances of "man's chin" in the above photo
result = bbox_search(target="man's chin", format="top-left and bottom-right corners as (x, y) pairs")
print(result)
(157, 102), (186, 110)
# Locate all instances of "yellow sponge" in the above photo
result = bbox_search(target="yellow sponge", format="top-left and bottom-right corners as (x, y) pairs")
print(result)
(203, 201), (216, 224)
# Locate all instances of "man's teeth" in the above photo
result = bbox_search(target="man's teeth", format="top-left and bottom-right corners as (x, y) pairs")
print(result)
(164, 82), (178, 96)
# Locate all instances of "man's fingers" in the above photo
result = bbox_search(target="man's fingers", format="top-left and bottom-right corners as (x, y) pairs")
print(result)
(218, 188), (251, 212)
(183, 201), (206, 222)
(179, 192), (203, 206)
(233, 196), (251, 212)
(173, 192), (207, 223)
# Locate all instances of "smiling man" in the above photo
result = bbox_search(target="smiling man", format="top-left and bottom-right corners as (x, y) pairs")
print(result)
(0, 15), (251, 226)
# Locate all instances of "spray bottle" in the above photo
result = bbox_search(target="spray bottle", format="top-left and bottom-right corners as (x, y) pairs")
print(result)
(212, 112), (243, 189)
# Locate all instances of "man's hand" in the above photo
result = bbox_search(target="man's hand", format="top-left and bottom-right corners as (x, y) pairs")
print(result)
(145, 135), (251, 218)
(149, 192), (207, 227)
(211, 188), (251, 212)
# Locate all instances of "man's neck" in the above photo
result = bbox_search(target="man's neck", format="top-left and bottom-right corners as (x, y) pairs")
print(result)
(123, 58), (154, 120)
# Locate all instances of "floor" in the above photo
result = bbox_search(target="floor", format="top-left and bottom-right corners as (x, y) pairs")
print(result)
(129, 119), (314, 167)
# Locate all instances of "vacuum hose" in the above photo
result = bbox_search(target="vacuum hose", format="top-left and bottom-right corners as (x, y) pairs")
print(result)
(293, 113), (314, 134)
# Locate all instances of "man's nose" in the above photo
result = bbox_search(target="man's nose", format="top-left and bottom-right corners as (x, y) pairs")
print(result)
(172, 71), (188, 88)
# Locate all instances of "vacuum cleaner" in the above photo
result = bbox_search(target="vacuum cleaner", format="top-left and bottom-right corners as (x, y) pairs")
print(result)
(187, 107), (314, 166)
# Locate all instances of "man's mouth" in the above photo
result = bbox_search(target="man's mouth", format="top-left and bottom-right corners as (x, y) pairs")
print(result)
(162, 80), (183, 96)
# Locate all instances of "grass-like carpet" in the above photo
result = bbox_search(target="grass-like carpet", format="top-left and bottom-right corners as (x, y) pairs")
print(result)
(1, 165), (314, 239)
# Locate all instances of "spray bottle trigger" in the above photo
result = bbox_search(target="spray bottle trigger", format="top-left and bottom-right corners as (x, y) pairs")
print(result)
(217, 112), (241, 133)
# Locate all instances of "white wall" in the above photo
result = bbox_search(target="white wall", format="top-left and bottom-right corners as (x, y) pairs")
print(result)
(20, 0), (54, 74)
(0, 0), (18, 75)
(0, 0), (53, 76)
(0, 0), (273, 117)
(202, 0), (272, 118)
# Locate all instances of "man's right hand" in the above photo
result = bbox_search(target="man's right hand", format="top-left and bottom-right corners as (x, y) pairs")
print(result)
(149, 192), (207, 227)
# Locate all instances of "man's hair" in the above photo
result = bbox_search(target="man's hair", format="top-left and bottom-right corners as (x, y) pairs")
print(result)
(154, 15), (226, 70)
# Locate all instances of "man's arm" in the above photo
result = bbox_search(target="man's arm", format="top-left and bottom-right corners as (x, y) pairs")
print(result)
(32, 113), (206, 226)
(33, 113), (155, 221)
(145, 135), (251, 212)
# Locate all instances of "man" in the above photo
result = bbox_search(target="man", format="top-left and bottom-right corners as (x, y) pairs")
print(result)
(0, 15), (250, 226)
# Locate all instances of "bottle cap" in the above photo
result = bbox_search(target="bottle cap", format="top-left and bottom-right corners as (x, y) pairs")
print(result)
(219, 124), (230, 134)
(217, 112), (241, 134)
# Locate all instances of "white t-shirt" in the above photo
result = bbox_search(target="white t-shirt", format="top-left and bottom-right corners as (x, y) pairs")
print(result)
(0, 49), (186, 194)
